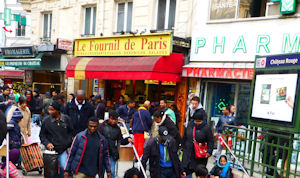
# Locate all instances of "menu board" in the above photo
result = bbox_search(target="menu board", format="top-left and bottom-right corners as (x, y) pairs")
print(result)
(251, 73), (298, 122)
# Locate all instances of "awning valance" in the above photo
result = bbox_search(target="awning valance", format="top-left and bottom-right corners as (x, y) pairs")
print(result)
(66, 53), (183, 82)
(0, 70), (24, 79)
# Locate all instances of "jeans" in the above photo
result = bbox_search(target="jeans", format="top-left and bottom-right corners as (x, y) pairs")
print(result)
(101, 156), (116, 178)
(58, 151), (67, 178)
(160, 167), (177, 178)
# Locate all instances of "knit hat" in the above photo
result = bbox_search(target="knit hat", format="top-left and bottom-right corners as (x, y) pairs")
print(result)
(34, 88), (39, 94)
(49, 100), (61, 112)
(12, 108), (23, 121)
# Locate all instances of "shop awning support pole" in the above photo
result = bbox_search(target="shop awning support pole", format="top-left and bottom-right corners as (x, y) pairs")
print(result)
(6, 132), (9, 178)
(120, 121), (147, 178)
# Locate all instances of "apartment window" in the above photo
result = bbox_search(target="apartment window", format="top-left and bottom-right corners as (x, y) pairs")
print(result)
(84, 7), (96, 35)
(16, 19), (25, 37)
(209, 0), (267, 20)
(156, 0), (176, 30)
(43, 13), (52, 39)
(116, 2), (133, 32)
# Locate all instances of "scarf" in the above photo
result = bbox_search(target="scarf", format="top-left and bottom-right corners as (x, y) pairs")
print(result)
(193, 120), (207, 130)
(157, 137), (170, 162)
(217, 155), (231, 178)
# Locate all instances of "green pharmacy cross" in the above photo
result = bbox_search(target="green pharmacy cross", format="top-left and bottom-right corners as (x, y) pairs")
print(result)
(215, 99), (227, 114)
(271, 0), (297, 14)
(0, 8), (26, 26)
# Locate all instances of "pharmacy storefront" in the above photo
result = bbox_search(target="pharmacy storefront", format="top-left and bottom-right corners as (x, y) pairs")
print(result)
(184, 17), (300, 125)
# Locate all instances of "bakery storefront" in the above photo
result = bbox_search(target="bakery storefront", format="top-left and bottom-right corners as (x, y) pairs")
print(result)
(66, 33), (186, 109)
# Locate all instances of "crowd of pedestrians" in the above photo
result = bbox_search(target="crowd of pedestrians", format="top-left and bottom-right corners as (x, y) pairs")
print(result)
(0, 85), (240, 178)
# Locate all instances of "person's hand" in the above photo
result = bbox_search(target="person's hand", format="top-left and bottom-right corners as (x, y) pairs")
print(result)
(7, 99), (12, 104)
(128, 137), (134, 144)
(206, 153), (211, 158)
(107, 173), (111, 178)
(119, 118), (125, 123)
(64, 172), (69, 178)
(46, 143), (54, 150)
(181, 172), (186, 177)
(210, 175), (215, 178)
(285, 96), (294, 109)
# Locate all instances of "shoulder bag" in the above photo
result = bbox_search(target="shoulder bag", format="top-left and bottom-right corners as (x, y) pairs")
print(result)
(193, 126), (208, 159)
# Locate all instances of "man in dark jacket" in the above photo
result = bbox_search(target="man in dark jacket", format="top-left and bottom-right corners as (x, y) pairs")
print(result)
(32, 89), (43, 124)
(98, 110), (132, 178)
(95, 94), (106, 120)
(0, 85), (12, 113)
(64, 117), (111, 178)
(40, 101), (74, 178)
(0, 110), (6, 145)
(153, 110), (181, 147)
(64, 90), (95, 134)
(141, 126), (185, 178)
(117, 99), (136, 129)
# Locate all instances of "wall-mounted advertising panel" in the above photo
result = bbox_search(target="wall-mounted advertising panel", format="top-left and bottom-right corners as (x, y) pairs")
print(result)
(249, 53), (300, 133)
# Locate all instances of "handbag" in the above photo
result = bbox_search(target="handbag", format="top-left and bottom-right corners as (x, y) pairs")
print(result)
(43, 150), (58, 178)
(138, 111), (150, 140)
(193, 126), (208, 159)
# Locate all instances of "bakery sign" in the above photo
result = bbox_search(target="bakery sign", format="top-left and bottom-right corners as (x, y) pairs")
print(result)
(182, 67), (254, 80)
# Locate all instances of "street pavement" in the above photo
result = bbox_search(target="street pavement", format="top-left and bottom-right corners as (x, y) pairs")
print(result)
(18, 157), (216, 178)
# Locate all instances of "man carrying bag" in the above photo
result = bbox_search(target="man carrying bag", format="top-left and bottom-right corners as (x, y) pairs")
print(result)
(40, 101), (74, 178)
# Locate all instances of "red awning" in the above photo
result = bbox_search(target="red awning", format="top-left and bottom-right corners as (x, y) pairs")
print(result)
(66, 53), (183, 82)
(0, 70), (24, 79)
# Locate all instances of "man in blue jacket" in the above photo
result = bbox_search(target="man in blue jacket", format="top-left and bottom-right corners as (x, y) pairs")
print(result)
(64, 117), (111, 178)
(117, 99), (136, 129)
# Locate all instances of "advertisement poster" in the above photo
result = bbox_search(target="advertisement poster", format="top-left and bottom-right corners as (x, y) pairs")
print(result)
(251, 73), (298, 122)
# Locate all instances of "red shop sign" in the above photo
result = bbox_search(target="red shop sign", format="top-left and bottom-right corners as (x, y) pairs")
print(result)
(183, 67), (254, 80)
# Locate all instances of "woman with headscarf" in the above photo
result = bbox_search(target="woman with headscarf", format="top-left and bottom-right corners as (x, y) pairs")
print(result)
(182, 110), (214, 178)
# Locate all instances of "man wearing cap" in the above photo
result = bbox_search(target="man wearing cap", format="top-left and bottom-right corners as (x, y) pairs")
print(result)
(141, 126), (185, 178)
(40, 101), (74, 178)
(95, 94), (106, 120)
(0, 85), (12, 113)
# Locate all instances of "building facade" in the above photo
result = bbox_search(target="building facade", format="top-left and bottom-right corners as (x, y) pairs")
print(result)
(184, 0), (300, 125)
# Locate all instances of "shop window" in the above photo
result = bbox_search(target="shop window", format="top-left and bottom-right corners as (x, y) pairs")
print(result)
(209, 0), (267, 20)
(43, 13), (52, 40)
(156, 0), (176, 30)
(116, 2), (133, 33)
(84, 7), (96, 35)
(16, 19), (25, 37)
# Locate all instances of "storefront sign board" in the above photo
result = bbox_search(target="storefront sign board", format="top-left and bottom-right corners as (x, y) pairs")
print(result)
(0, 60), (40, 67)
(56, 38), (73, 51)
(182, 67), (254, 80)
(1, 46), (36, 58)
(74, 33), (172, 56)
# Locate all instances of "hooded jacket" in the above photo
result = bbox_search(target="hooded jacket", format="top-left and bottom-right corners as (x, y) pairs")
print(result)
(7, 116), (22, 149)
(7, 105), (31, 141)
(117, 104), (136, 123)
(141, 136), (183, 178)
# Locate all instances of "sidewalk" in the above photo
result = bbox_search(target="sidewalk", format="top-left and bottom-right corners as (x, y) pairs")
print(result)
(18, 157), (217, 178)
